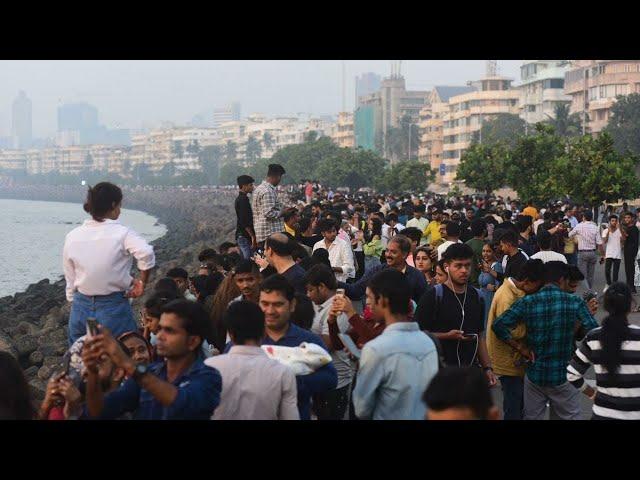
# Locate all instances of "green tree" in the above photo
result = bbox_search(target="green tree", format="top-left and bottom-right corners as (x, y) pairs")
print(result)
(185, 140), (201, 157)
(554, 132), (640, 208)
(270, 136), (339, 184)
(172, 140), (184, 158)
(219, 161), (244, 186)
(456, 142), (508, 195)
(245, 135), (262, 162)
(376, 160), (435, 193)
(304, 130), (319, 143)
(475, 113), (526, 148)
(604, 93), (640, 156)
(225, 141), (238, 162)
(545, 103), (583, 137)
(131, 163), (152, 185)
(315, 148), (388, 191)
(198, 145), (223, 185)
(159, 161), (176, 179)
(262, 131), (274, 151)
(506, 123), (565, 204)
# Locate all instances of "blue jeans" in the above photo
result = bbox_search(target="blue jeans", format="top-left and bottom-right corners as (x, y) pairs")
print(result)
(69, 291), (137, 345)
(237, 235), (253, 260)
(565, 252), (577, 266)
(500, 375), (524, 420)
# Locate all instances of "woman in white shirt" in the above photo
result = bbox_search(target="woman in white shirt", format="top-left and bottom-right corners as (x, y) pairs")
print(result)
(63, 183), (155, 344)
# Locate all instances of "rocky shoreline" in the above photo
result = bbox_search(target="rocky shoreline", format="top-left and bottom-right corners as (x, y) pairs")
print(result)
(0, 185), (237, 401)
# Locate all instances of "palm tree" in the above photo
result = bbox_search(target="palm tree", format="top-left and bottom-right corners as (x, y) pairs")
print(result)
(546, 103), (584, 137)
(262, 131), (274, 152)
(172, 140), (184, 159)
(245, 136), (262, 162)
(225, 141), (238, 162)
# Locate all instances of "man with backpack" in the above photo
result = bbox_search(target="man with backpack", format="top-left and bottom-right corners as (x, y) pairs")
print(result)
(414, 243), (497, 387)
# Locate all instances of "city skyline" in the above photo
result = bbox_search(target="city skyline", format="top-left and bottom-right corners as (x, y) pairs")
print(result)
(0, 60), (521, 139)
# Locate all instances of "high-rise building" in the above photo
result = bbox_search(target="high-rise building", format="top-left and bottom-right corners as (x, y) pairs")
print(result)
(213, 102), (241, 127)
(519, 61), (571, 124)
(564, 60), (640, 134)
(331, 112), (355, 148)
(439, 71), (520, 184)
(355, 73), (381, 107)
(12, 91), (32, 149)
(57, 102), (99, 145)
(354, 74), (429, 162)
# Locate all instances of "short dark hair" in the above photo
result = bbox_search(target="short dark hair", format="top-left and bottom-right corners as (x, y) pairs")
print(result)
(160, 299), (210, 350)
(154, 277), (179, 298)
(515, 259), (545, 282)
(311, 248), (331, 268)
(145, 292), (178, 318)
(368, 269), (410, 315)
(234, 259), (260, 276)
(544, 260), (570, 284)
(499, 231), (518, 247)
(502, 210), (512, 220)
(268, 163), (286, 176)
(166, 268), (189, 280)
(237, 175), (255, 187)
(304, 264), (337, 290)
(225, 300), (265, 344)
(537, 229), (553, 250)
(317, 218), (337, 234)
(219, 241), (236, 253)
(422, 367), (494, 419)
(291, 293), (315, 330)
(609, 214), (618, 220)
(260, 274), (295, 302)
(386, 213), (398, 224)
(198, 248), (218, 262)
(470, 219), (487, 237)
(583, 210), (593, 221)
(445, 222), (461, 237)
(282, 207), (299, 222)
(415, 204), (426, 214)
(401, 227), (423, 244)
(389, 235), (412, 254)
(83, 182), (123, 221)
(567, 264), (585, 282)
(191, 273), (223, 300)
(442, 243), (474, 262)
(266, 233), (296, 257)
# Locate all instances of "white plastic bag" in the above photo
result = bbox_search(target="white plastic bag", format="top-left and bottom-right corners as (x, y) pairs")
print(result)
(261, 342), (332, 375)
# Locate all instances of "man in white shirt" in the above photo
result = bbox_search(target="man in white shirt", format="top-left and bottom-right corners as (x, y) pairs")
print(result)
(205, 300), (299, 420)
(602, 214), (622, 289)
(530, 230), (567, 264)
(406, 205), (429, 243)
(437, 222), (462, 261)
(313, 219), (355, 283)
(304, 264), (354, 420)
(381, 213), (405, 247)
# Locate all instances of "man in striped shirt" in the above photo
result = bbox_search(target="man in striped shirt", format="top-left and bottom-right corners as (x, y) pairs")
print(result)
(492, 261), (598, 420)
(252, 164), (286, 245)
(568, 211), (603, 291)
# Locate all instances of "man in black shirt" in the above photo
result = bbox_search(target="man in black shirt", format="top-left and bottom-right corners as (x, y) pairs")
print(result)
(414, 243), (497, 387)
(497, 231), (529, 281)
(235, 175), (256, 260)
(622, 211), (639, 293)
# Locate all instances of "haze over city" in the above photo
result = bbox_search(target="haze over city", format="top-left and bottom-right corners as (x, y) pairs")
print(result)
(0, 60), (521, 138)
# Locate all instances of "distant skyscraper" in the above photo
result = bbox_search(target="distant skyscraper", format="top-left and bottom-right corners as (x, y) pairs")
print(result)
(355, 73), (381, 107)
(213, 102), (241, 127)
(12, 91), (32, 149)
(57, 102), (99, 132)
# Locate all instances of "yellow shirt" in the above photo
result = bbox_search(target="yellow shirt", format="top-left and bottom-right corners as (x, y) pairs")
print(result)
(486, 278), (527, 377)
(522, 206), (538, 220)
(423, 221), (442, 246)
(284, 224), (296, 237)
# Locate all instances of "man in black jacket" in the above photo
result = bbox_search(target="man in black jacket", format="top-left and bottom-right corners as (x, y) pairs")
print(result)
(622, 211), (639, 293)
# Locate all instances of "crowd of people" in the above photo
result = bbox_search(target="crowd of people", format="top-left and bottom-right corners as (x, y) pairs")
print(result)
(3, 164), (640, 421)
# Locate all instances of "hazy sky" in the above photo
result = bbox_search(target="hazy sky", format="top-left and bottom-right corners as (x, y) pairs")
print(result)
(0, 60), (521, 138)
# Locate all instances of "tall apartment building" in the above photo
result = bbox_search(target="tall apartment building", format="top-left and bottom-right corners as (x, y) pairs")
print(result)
(355, 72), (381, 106)
(213, 102), (241, 127)
(331, 112), (355, 148)
(439, 74), (519, 184)
(564, 60), (640, 134)
(0, 150), (27, 171)
(11, 91), (32, 149)
(355, 74), (429, 161)
(519, 61), (571, 124)
(418, 86), (475, 174)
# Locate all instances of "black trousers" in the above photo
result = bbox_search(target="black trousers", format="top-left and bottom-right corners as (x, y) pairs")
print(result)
(624, 250), (638, 292)
(605, 258), (621, 285)
(313, 383), (351, 420)
(354, 251), (365, 281)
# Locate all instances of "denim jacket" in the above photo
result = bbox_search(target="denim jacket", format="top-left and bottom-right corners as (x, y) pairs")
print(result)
(353, 322), (439, 420)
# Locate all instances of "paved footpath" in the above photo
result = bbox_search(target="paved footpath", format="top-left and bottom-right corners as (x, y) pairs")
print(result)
(490, 260), (639, 420)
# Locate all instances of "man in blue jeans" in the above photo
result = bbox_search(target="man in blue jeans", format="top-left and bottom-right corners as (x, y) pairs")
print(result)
(235, 174), (256, 259)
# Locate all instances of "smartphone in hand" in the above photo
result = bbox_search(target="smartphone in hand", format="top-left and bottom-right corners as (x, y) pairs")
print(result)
(86, 317), (99, 338)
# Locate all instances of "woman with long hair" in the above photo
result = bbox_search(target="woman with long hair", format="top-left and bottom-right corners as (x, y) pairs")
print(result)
(478, 242), (502, 326)
(414, 246), (436, 286)
(0, 352), (36, 419)
(209, 274), (241, 352)
(567, 282), (640, 420)
(63, 182), (155, 345)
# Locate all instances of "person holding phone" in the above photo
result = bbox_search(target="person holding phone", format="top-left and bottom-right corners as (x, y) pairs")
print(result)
(63, 182), (156, 345)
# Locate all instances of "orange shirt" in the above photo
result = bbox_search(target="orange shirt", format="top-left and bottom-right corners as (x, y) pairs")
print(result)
(522, 206), (538, 220)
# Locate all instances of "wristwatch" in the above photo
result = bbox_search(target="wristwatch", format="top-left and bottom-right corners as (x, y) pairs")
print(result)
(132, 363), (150, 381)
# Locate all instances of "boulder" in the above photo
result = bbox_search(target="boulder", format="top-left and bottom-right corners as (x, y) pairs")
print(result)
(42, 356), (63, 368)
(28, 378), (47, 401)
(37, 365), (53, 381)
(29, 350), (44, 366)
(0, 331), (17, 358)
(24, 365), (39, 379)
(14, 335), (38, 357)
